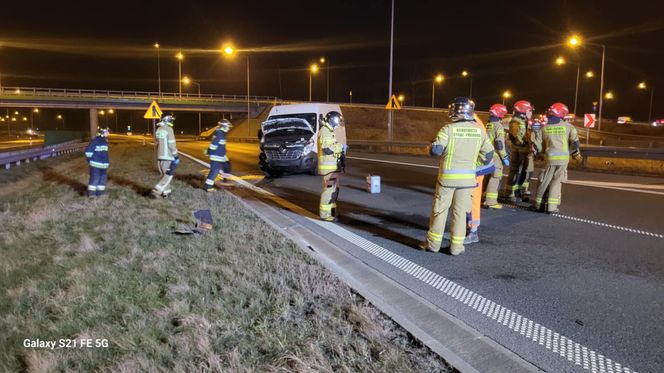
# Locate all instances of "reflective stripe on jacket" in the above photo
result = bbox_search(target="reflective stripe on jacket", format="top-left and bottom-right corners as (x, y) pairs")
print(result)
(432, 120), (494, 187)
(208, 130), (229, 162)
(156, 125), (178, 160)
(486, 119), (508, 161)
(533, 120), (579, 166)
(84, 136), (109, 169)
(317, 123), (341, 175)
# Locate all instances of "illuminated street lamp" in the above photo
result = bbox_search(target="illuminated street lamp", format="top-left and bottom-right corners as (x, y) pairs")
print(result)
(398, 94), (405, 105)
(14, 111), (19, 115)
(555, 56), (566, 66)
(176, 51), (184, 97)
(461, 70), (473, 99)
(568, 34), (607, 131)
(154, 42), (161, 96)
(183, 76), (202, 134)
(319, 57), (330, 102)
(604, 91), (614, 100)
(637, 81), (655, 122)
(309, 64), (319, 102)
(431, 74), (444, 108)
(33, 108), (39, 113)
(586, 71), (594, 78)
(22, 117), (27, 121)
(222, 44), (251, 136)
(555, 55), (581, 115)
(502, 90), (512, 105)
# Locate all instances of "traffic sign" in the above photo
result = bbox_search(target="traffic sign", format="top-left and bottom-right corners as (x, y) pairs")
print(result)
(143, 101), (163, 119)
(584, 113), (596, 128)
(385, 95), (402, 110)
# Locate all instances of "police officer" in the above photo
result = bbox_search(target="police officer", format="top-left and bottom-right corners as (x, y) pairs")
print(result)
(502, 100), (534, 202)
(419, 97), (494, 255)
(204, 119), (232, 191)
(318, 111), (346, 221)
(530, 103), (581, 213)
(84, 128), (110, 198)
(482, 104), (510, 208)
(152, 114), (179, 198)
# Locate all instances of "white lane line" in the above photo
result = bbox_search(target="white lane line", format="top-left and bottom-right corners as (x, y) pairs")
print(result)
(502, 203), (664, 239)
(349, 155), (664, 196)
(308, 217), (636, 373)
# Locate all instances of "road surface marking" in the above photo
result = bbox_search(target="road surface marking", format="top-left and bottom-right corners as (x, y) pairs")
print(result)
(502, 203), (664, 239)
(349, 155), (664, 196)
(308, 217), (635, 373)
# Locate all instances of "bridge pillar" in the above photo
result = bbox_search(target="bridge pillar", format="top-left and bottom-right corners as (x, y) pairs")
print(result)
(89, 108), (98, 139)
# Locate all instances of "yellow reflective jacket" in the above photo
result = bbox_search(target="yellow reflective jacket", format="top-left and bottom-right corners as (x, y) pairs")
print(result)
(431, 120), (494, 187)
(317, 123), (342, 175)
(156, 125), (178, 161)
(508, 116), (530, 153)
(486, 119), (508, 161)
(532, 120), (580, 166)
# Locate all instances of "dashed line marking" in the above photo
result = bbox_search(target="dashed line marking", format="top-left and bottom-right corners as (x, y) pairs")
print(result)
(502, 203), (664, 239)
(309, 218), (637, 373)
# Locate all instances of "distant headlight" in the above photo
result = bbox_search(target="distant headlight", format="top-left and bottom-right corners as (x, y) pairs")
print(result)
(302, 139), (315, 155)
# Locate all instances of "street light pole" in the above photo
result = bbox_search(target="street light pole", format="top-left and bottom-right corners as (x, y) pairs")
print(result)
(574, 63), (580, 116)
(431, 79), (436, 108)
(247, 56), (250, 137)
(309, 70), (313, 102)
(176, 51), (183, 98)
(597, 44), (606, 132)
(387, 0), (395, 142)
(649, 87), (655, 123)
(154, 43), (161, 96)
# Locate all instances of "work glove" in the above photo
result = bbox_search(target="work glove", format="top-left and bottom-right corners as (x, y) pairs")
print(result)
(173, 155), (180, 165)
(503, 158), (510, 167)
(342, 144), (349, 154)
(204, 149), (209, 156)
(571, 152), (582, 161)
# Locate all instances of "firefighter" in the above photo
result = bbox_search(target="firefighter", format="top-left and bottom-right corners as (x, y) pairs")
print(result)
(530, 103), (581, 213)
(84, 128), (110, 198)
(318, 111), (346, 221)
(482, 104), (510, 208)
(465, 115), (496, 244)
(151, 114), (179, 198)
(204, 119), (232, 191)
(502, 100), (534, 202)
(419, 97), (494, 255)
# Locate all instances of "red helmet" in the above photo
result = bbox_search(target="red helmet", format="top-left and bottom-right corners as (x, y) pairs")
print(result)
(513, 100), (533, 115)
(548, 103), (569, 118)
(489, 104), (508, 118)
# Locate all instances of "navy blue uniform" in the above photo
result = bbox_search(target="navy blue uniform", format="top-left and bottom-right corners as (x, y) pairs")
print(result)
(205, 129), (231, 191)
(84, 136), (109, 197)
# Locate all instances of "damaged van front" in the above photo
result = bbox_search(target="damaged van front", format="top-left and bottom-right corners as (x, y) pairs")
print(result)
(259, 114), (318, 177)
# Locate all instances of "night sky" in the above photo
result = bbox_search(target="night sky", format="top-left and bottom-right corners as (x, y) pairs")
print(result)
(2, 0), (664, 129)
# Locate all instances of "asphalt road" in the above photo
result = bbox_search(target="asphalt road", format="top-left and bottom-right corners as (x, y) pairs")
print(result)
(178, 140), (664, 373)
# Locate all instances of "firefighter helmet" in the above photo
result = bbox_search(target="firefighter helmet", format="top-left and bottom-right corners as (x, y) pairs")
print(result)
(158, 114), (175, 127)
(547, 103), (569, 118)
(448, 97), (475, 121)
(218, 119), (232, 132)
(513, 100), (534, 116)
(98, 128), (110, 137)
(324, 111), (344, 128)
(489, 104), (508, 118)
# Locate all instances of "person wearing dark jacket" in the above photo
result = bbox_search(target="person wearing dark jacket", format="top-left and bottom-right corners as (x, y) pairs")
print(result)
(84, 128), (110, 197)
(204, 119), (232, 191)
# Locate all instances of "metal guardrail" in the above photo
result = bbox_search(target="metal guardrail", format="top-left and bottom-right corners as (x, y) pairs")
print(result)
(0, 140), (87, 169)
(0, 86), (276, 103)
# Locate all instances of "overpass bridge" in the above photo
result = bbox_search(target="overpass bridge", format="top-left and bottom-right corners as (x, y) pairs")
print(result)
(0, 86), (273, 136)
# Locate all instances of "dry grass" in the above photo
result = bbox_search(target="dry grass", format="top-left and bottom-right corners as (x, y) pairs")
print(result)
(0, 144), (451, 372)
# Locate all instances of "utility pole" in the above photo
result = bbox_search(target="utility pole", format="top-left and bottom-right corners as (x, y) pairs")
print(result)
(387, 0), (395, 142)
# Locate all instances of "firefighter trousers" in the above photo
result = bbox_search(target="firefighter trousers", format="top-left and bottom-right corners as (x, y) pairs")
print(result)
(503, 149), (529, 199)
(154, 160), (173, 195)
(320, 172), (340, 220)
(425, 182), (473, 253)
(532, 164), (567, 212)
(205, 161), (230, 190)
(469, 176), (484, 231)
(88, 167), (107, 197)
(483, 161), (503, 206)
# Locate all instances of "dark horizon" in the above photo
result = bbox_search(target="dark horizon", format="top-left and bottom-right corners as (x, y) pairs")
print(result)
(1, 0), (664, 127)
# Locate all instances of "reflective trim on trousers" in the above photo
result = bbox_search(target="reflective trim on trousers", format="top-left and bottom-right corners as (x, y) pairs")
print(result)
(486, 192), (498, 198)
(427, 231), (442, 244)
(209, 144), (218, 150)
(89, 161), (109, 169)
(450, 235), (465, 245)
(209, 155), (228, 162)
(85, 152), (93, 157)
(439, 173), (476, 181)
(88, 185), (97, 191)
(547, 155), (569, 161)
(548, 197), (561, 204)
(320, 203), (336, 211)
(97, 185), (106, 191)
(205, 179), (215, 186)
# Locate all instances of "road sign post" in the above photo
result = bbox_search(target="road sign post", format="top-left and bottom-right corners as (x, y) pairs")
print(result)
(584, 113), (596, 144)
(385, 95), (401, 148)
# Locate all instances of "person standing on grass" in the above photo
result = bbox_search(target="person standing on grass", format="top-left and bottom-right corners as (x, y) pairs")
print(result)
(151, 114), (179, 198)
(204, 119), (232, 191)
(84, 128), (110, 198)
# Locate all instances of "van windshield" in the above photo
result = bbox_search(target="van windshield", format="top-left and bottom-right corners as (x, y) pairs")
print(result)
(266, 113), (317, 130)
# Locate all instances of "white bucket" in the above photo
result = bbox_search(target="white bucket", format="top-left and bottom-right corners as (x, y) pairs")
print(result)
(366, 175), (381, 194)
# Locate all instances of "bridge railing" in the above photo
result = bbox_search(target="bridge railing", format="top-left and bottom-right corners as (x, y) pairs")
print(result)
(0, 140), (87, 169)
(0, 86), (276, 103)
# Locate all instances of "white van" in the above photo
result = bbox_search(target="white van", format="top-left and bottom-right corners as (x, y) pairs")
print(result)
(259, 103), (343, 177)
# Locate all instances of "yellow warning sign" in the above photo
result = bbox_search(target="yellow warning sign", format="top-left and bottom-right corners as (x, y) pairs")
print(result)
(143, 100), (163, 119)
(385, 95), (402, 110)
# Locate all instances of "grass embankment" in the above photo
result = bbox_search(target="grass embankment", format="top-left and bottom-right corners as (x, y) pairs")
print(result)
(0, 143), (451, 372)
